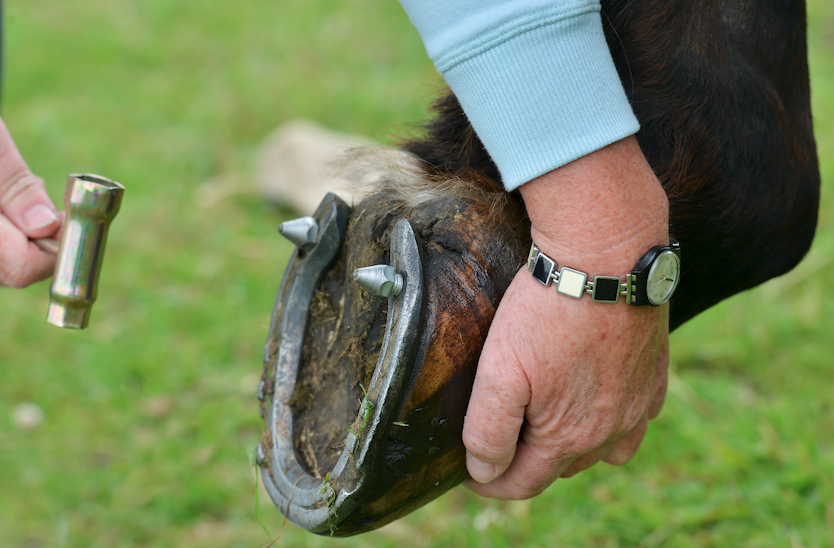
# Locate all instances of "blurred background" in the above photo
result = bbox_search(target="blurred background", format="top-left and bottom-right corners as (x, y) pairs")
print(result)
(0, 1), (832, 546)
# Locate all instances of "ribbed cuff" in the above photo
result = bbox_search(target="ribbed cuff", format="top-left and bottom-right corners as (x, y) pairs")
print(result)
(435, 6), (639, 191)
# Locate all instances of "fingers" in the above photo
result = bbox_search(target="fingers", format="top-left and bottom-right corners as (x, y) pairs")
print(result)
(602, 414), (649, 466)
(561, 339), (665, 474)
(0, 119), (60, 239)
(559, 445), (610, 478)
(464, 439), (571, 499)
(558, 413), (649, 478)
(649, 339), (670, 419)
(600, 338), (668, 466)
(462, 337), (530, 484)
(0, 214), (57, 287)
(466, 411), (650, 498)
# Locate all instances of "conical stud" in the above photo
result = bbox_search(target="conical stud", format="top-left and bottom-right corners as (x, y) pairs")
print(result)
(278, 217), (319, 250)
(353, 265), (404, 298)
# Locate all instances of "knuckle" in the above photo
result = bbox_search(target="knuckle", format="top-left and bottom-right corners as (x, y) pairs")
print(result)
(580, 403), (646, 445)
(462, 432), (510, 462)
(564, 425), (612, 455)
(0, 244), (51, 289)
(505, 479), (547, 500)
(0, 266), (28, 289)
(621, 400), (651, 432)
(0, 171), (45, 205)
(606, 452), (634, 466)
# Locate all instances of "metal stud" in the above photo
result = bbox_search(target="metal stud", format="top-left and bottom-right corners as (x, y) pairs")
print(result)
(278, 217), (319, 251)
(352, 265), (404, 298)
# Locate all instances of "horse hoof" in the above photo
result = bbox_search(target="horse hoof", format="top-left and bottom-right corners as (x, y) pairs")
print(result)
(256, 153), (528, 536)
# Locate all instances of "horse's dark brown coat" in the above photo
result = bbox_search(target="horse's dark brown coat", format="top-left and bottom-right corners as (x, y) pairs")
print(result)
(404, 0), (820, 329)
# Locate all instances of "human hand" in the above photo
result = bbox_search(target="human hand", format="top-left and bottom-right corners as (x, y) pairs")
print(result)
(0, 119), (62, 288)
(462, 136), (671, 498)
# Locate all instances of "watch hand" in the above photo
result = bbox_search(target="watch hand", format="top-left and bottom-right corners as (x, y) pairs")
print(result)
(652, 275), (677, 287)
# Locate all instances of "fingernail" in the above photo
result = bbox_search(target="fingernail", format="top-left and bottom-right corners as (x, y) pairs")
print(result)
(22, 204), (58, 231)
(466, 452), (498, 484)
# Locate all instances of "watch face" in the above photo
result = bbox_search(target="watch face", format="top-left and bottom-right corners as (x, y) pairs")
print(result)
(646, 250), (681, 305)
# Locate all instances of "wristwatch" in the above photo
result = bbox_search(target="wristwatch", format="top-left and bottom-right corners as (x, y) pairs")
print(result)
(527, 241), (681, 306)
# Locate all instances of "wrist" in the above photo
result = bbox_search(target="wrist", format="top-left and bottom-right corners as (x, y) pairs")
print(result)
(518, 137), (669, 275)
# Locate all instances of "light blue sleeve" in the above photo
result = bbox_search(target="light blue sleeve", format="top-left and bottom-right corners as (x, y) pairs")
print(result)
(398, 0), (639, 191)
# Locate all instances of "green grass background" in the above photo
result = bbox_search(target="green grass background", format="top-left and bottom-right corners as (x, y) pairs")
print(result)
(0, 1), (832, 546)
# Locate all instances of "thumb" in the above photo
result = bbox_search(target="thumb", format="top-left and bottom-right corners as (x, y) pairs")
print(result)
(0, 172), (60, 238)
(0, 119), (59, 238)
(462, 340), (530, 483)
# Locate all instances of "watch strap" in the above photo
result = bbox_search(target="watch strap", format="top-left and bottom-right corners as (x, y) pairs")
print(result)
(527, 244), (637, 304)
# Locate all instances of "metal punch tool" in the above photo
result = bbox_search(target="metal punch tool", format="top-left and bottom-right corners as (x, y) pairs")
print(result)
(34, 174), (124, 329)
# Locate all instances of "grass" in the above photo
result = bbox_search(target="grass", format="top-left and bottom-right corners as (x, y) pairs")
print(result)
(0, 0), (832, 546)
